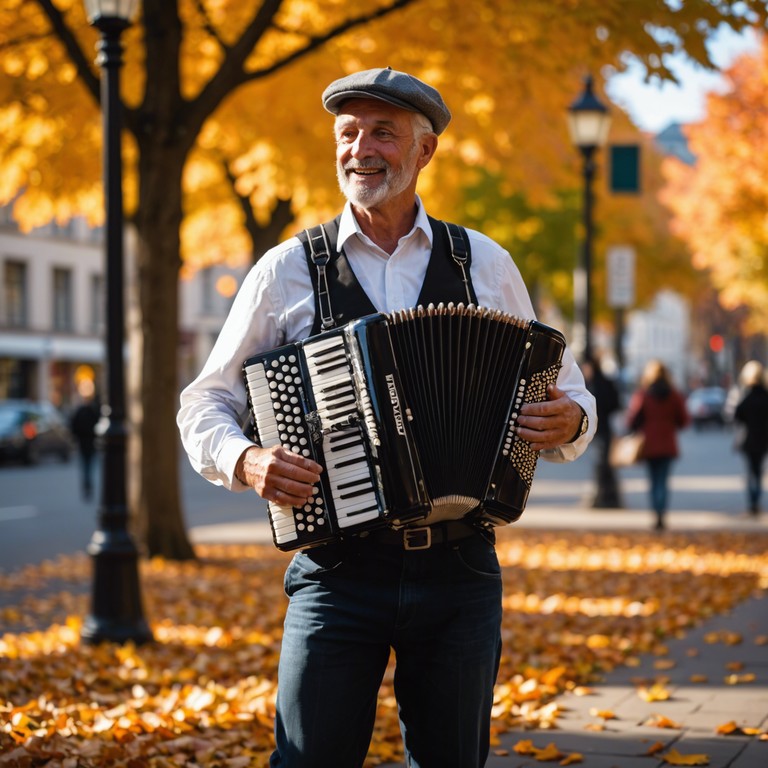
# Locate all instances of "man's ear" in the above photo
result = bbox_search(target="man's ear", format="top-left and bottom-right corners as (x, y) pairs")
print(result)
(417, 134), (438, 170)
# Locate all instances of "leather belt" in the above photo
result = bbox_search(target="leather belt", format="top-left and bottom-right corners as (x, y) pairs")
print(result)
(360, 520), (481, 551)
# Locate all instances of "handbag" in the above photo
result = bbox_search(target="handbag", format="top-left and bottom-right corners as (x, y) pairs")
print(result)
(609, 432), (645, 467)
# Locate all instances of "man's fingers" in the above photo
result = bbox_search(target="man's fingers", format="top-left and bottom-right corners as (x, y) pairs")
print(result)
(276, 446), (323, 480)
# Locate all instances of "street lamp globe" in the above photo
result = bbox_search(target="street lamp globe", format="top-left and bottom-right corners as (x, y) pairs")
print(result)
(84, 0), (140, 23)
(567, 75), (612, 150)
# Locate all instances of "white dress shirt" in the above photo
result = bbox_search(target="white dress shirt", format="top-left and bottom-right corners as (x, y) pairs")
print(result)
(178, 197), (596, 490)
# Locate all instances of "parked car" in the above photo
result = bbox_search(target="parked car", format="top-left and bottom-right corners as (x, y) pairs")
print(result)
(686, 387), (727, 429)
(0, 400), (73, 464)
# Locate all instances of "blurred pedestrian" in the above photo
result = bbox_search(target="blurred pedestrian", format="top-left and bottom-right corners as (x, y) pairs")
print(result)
(626, 360), (690, 530)
(582, 354), (622, 507)
(733, 360), (768, 517)
(70, 378), (100, 500)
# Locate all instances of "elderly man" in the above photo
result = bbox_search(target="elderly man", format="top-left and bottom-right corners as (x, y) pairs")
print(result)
(178, 67), (595, 768)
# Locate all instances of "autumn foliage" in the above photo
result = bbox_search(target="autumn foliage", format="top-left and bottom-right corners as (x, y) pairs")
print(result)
(661, 36), (768, 334)
(2, 529), (767, 766)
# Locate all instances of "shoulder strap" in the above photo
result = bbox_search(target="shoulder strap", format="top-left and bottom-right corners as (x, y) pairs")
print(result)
(298, 217), (341, 332)
(429, 218), (477, 306)
(444, 220), (473, 305)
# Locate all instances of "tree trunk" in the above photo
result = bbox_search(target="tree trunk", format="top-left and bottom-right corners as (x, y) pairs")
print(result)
(131, 141), (195, 560)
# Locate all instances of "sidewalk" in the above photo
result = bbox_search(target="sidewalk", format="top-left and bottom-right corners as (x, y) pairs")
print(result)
(485, 592), (768, 768)
(188, 505), (768, 768)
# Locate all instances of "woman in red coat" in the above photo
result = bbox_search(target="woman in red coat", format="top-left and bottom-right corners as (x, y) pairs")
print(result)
(626, 360), (690, 530)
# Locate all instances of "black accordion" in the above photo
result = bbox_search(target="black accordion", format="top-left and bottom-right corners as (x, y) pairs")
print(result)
(243, 304), (565, 551)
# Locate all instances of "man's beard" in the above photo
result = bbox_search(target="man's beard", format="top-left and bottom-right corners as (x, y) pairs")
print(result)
(336, 146), (417, 208)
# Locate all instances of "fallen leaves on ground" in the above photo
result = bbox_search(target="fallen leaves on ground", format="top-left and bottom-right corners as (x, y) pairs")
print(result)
(644, 714), (682, 729)
(661, 747), (710, 765)
(1, 530), (767, 766)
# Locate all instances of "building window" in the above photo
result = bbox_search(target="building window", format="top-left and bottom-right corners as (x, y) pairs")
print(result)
(91, 273), (104, 334)
(52, 267), (73, 331)
(4, 260), (28, 327)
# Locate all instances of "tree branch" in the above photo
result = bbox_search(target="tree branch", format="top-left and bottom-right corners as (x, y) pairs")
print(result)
(218, 151), (294, 262)
(244, 0), (418, 82)
(184, 0), (418, 137)
(35, 0), (101, 106)
(192, 0), (230, 53)
(0, 31), (51, 51)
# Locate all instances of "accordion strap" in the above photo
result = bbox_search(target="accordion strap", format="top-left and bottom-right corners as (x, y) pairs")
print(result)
(299, 215), (476, 333)
(303, 221), (337, 332)
(443, 221), (475, 306)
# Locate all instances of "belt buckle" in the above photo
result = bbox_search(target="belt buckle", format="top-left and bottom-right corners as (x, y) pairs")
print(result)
(403, 526), (432, 550)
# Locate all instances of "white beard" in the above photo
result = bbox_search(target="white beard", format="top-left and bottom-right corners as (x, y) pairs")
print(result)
(337, 143), (418, 208)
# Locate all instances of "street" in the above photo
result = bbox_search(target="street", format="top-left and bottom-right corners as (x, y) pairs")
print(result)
(0, 423), (760, 572)
(0, 447), (266, 571)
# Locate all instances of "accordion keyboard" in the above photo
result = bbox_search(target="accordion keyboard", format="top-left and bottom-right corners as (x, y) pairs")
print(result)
(303, 335), (380, 527)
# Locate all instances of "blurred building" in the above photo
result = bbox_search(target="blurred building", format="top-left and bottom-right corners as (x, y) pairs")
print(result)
(178, 262), (248, 386)
(0, 210), (104, 407)
(623, 290), (691, 389)
(0, 206), (246, 409)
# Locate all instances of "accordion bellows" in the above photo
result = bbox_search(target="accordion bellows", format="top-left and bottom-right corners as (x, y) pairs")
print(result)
(243, 304), (565, 551)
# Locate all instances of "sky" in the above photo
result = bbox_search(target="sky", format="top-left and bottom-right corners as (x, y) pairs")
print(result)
(605, 25), (760, 133)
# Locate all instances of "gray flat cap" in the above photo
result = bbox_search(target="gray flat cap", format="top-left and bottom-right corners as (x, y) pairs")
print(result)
(322, 67), (451, 135)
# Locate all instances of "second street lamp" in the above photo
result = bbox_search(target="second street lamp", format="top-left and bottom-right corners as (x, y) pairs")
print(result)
(567, 74), (611, 363)
(567, 74), (621, 510)
(80, 0), (152, 646)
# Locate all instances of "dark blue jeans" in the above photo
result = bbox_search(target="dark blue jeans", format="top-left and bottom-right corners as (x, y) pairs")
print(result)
(646, 457), (673, 521)
(269, 532), (503, 768)
(744, 451), (765, 512)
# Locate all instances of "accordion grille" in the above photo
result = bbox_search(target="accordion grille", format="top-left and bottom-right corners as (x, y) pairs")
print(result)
(387, 305), (530, 512)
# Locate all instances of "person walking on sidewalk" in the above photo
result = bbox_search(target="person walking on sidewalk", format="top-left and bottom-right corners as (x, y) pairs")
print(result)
(582, 354), (622, 507)
(69, 378), (100, 501)
(733, 360), (768, 517)
(626, 360), (690, 530)
(178, 68), (596, 768)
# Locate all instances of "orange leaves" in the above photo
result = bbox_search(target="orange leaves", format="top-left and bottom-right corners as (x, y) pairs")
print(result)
(661, 747), (710, 765)
(2, 532), (768, 766)
(514, 738), (582, 764)
(661, 37), (768, 333)
(645, 714), (682, 729)
(715, 720), (764, 736)
(637, 682), (672, 702)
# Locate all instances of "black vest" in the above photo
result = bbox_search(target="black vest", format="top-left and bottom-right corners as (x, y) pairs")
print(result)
(298, 215), (478, 337)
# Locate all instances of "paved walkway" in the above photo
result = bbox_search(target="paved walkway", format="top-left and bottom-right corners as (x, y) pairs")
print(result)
(188, 505), (768, 768)
(481, 593), (768, 768)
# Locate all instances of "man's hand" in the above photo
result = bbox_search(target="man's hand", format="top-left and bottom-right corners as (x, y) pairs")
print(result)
(236, 445), (322, 507)
(516, 384), (584, 452)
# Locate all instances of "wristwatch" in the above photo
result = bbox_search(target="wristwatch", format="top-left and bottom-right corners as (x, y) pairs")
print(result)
(571, 405), (589, 442)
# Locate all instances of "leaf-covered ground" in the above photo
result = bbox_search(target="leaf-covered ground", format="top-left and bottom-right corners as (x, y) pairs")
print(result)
(1, 529), (767, 766)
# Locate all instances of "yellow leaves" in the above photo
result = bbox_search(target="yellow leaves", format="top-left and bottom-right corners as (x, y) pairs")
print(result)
(3, 533), (768, 766)
(645, 714), (682, 729)
(661, 747), (710, 765)
(704, 630), (743, 646)
(724, 672), (756, 685)
(714, 720), (764, 736)
(638, 683), (671, 702)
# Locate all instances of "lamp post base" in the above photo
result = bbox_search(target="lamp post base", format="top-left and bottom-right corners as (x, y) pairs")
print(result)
(590, 458), (623, 509)
(80, 529), (153, 646)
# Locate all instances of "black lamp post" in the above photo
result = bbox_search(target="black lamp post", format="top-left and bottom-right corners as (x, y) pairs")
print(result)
(567, 75), (621, 509)
(567, 74), (611, 362)
(81, 0), (152, 645)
